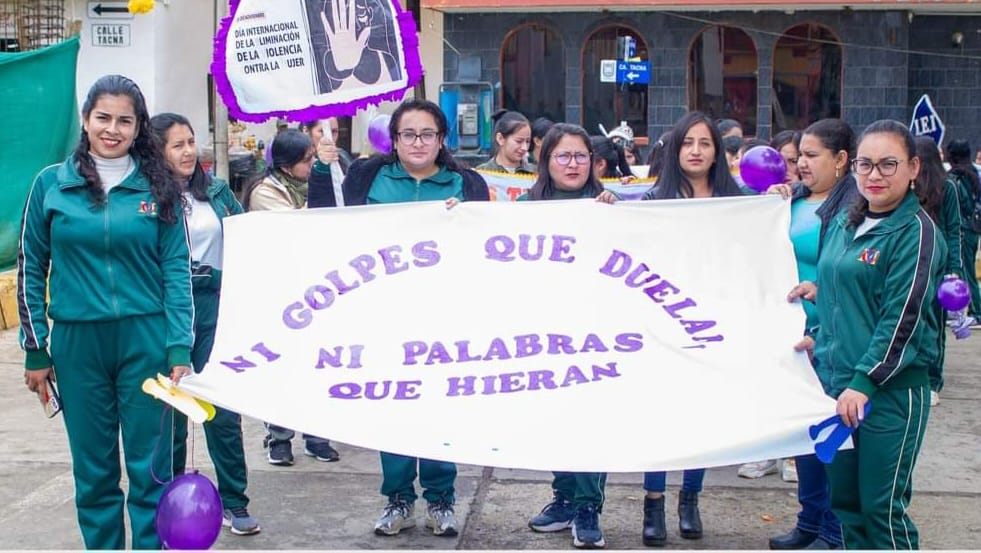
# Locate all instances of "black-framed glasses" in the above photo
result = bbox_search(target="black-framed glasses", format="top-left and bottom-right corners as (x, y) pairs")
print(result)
(552, 152), (591, 166)
(852, 158), (905, 176)
(397, 130), (439, 146)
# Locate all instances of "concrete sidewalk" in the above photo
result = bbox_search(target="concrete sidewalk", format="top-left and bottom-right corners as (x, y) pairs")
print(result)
(1, 325), (979, 550)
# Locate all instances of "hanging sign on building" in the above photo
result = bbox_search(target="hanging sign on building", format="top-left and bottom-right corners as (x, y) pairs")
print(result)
(909, 94), (945, 146)
(616, 60), (650, 85)
(212, 0), (422, 122)
(91, 24), (131, 47)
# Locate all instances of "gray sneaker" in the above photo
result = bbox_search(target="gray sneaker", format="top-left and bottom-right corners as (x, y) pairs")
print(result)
(374, 499), (415, 536)
(223, 506), (261, 536)
(425, 501), (458, 537)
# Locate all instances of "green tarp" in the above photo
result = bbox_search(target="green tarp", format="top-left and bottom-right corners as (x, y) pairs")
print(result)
(0, 37), (80, 271)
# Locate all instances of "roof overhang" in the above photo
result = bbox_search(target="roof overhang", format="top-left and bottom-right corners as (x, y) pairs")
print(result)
(422, 0), (980, 14)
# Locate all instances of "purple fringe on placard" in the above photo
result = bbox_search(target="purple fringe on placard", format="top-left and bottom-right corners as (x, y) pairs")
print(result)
(211, 0), (424, 123)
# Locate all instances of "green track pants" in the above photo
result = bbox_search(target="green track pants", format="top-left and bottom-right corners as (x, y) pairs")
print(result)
(173, 289), (249, 509)
(552, 471), (608, 510)
(380, 451), (456, 504)
(51, 314), (173, 550)
(828, 385), (929, 550)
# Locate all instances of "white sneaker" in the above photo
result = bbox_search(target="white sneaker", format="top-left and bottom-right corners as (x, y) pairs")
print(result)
(374, 500), (415, 536)
(738, 460), (778, 478)
(930, 391), (940, 406)
(781, 459), (798, 483)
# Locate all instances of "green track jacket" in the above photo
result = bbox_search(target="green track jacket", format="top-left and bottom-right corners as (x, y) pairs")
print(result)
(189, 178), (243, 293)
(813, 192), (946, 398)
(17, 157), (194, 370)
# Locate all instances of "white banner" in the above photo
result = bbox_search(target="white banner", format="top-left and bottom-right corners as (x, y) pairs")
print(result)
(180, 196), (838, 472)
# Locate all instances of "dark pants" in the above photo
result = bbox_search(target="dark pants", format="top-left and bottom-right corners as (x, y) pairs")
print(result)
(551, 471), (607, 510)
(828, 385), (929, 550)
(643, 469), (705, 493)
(52, 315), (172, 550)
(380, 451), (456, 504)
(173, 288), (249, 509)
(794, 453), (842, 546)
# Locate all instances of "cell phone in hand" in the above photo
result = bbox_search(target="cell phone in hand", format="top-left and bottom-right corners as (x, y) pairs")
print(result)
(38, 375), (62, 418)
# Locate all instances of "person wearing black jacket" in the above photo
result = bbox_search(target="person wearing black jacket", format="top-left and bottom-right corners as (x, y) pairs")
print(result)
(341, 99), (488, 539)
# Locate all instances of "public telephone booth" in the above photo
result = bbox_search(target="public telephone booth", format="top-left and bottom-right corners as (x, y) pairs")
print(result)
(439, 81), (494, 165)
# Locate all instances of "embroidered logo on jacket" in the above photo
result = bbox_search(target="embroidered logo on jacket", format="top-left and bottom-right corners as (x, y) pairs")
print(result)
(138, 201), (158, 216)
(857, 248), (880, 266)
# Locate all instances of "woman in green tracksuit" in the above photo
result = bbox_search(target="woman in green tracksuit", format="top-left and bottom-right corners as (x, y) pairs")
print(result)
(520, 124), (617, 550)
(17, 75), (193, 549)
(150, 113), (260, 536)
(343, 99), (489, 539)
(946, 139), (981, 320)
(789, 120), (945, 549)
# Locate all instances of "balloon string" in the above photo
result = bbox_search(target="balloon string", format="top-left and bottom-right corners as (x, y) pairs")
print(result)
(151, 405), (174, 486)
(189, 416), (196, 473)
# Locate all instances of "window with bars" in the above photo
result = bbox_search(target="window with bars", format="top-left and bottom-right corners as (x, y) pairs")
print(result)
(0, 0), (69, 52)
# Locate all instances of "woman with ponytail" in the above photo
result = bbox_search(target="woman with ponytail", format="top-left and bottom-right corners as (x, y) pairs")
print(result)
(17, 74), (193, 549)
(789, 120), (944, 549)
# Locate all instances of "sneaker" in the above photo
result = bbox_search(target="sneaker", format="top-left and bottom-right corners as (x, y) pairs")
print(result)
(267, 439), (294, 466)
(781, 459), (798, 483)
(738, 459), (778, 478)
(571, 504), (605, 549)
(374, 499), (415, 536)
(930, 390), (940, 407)
(304, 441), (340, 462)
(529, 495), (576, 532)
(223, 506), (261, 536)
(425, 500), (459, 537)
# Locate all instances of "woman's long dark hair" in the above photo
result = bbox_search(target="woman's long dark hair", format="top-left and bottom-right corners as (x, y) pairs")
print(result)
(913, 136), (946, 224)
(847, 119), (917, 226)
(947, 138), (980, 199)
(386, 99), (463, 172)
(241, 129), (313, 210)
(76, 74), (182, 223)
(149, 112), (210, 202)
(591, 135), (630, 178)
(528, 123), (603, 200)
(649, 111), (741, 199)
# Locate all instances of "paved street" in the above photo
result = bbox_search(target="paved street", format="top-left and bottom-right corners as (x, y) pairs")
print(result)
(0, 325), (979, 550)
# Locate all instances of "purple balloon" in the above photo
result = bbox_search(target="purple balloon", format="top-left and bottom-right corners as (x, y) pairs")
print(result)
(156, 472), (222, 550)
(937, 276), (971, 311)
(739, 145), (788, 192)
(368, 114), (392, 154)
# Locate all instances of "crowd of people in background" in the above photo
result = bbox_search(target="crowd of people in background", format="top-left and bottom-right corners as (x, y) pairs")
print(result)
(16, 73), (981, 550)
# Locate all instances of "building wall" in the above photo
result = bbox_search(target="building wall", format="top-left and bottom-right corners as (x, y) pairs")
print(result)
(908, 15), (981, 146)
(443, 10), (979, 143)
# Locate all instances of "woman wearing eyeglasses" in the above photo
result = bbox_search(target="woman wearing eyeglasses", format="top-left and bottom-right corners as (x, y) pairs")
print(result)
(638, 111), (742, 547)
(342, 99), (489, 538)
(787, 120), (944, 550)
(520, 123), (615, 550)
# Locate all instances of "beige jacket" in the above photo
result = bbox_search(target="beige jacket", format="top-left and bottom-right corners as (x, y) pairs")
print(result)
(248, 175), (304, 211)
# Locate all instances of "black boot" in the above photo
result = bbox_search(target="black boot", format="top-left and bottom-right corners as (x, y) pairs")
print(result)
(642, 496), (667, 546)
(678, 491), (702, 539)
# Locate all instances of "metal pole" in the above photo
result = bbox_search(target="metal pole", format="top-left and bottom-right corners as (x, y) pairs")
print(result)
(212, 0), (230, 181)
